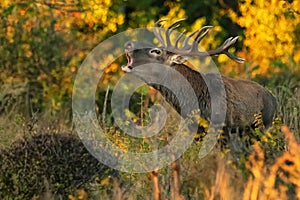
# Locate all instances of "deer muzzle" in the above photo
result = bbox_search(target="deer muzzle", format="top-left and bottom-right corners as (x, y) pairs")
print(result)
(122, 41), (134, 72)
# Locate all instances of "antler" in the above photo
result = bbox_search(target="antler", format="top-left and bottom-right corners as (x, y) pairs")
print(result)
(153, 19), (245, 63)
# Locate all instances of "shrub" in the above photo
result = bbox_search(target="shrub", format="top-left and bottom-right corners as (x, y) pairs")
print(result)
(0, 132), (117, 199)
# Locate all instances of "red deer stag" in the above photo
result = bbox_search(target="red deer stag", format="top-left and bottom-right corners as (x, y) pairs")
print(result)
(121, 19), (277, 135)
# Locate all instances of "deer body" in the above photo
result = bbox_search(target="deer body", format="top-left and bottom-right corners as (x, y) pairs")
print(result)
(122, 19), (277, 130)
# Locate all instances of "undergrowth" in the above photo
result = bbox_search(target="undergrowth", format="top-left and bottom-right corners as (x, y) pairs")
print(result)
(1, 71), (300, 199)
(0, 131), (117, 199)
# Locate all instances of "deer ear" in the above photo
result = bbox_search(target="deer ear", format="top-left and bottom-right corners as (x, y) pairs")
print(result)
(170, 54), (189, 64)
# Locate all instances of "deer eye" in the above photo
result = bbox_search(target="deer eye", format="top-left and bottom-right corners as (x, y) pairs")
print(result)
(149, 48), (162, 56)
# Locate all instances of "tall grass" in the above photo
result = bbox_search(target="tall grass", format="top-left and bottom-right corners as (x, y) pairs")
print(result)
(1, 70), (300, 199)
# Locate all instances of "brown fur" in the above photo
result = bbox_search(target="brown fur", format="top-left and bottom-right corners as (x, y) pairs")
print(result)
(122, 41), (277, 130)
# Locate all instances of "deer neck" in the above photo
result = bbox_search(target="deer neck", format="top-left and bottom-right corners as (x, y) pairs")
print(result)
(150, 63), (211, 118)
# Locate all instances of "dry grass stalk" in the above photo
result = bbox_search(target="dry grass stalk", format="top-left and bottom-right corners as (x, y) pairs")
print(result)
(243, 125), (300, 200)
(113, 177), (123, 200)
(149, 156), (184, 200)
(204, 156), (240, 200)
(150, 169), (161, 200)
(171, 156), (184, 200)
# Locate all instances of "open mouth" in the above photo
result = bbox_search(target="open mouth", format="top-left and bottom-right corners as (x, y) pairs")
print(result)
(121, 52), (133, 72)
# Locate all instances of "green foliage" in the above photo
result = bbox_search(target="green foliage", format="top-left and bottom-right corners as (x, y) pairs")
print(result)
(0, 2), (74, 117)
(254, 71), (300, 134)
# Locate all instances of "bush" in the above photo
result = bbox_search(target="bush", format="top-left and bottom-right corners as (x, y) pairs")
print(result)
(0, 132), (117, 199)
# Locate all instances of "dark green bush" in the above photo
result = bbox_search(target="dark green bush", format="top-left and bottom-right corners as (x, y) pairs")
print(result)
(0, 132), (117, 199)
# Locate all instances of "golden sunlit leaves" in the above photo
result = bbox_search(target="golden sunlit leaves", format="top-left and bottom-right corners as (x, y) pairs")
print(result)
(6, 26), (14, 43)
(80, 0), (124, 34)
(0, 0), (127, 113)
(147, 1), (186, 29)
(0, 0), (11, 9)
(163, 1), (186, 21)
(230, 0), (300, 76)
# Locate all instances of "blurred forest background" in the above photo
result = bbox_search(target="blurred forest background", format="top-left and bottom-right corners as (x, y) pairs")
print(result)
(0, 0), (300, 199)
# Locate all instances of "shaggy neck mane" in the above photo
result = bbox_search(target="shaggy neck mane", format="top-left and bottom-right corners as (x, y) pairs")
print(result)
(150, 63), (211, 118)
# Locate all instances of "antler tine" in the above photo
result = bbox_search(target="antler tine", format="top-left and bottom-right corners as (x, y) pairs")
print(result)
(165, 18), (185, 47)
(212, 36), (237, 53)
(224, 51), (245, 63)
(153, 19), (168, 47)
(205, 36), (244, 63)
(167, 18), (186, 29)
(177, 26), (212, 52)
(154, 18), (168, 25)
(222, 36), (245, 63)
(189, 26), (212, 52)
(182, 29), (199, 50)
(194, 26), (213, 43)
(175, 30), (186, 48)
(153, 19), (244, 63)
(166, 24), (180, 47)
(222, 36), (238, 49)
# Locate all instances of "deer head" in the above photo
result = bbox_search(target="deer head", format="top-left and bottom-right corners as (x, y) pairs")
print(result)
(122, 18), (244, 73)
